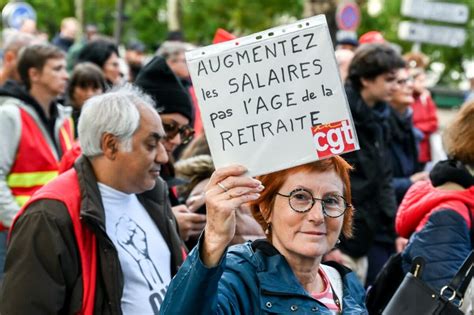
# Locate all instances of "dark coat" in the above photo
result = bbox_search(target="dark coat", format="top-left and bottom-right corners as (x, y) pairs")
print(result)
(339, 84), (397, 257)
(0, 156), (185, 315)
(386, 107), (420, 205)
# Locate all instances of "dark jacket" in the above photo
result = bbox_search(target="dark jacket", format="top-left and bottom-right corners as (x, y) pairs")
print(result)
(0, 156), (185, 315)
(339, 84), (397, 257)
(386, 107), (420, 205)
(52, 34), (75, 52)
(161, 239), (367, 314)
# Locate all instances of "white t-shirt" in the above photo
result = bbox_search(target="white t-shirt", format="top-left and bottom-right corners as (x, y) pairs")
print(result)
(99, 183), (171, 314)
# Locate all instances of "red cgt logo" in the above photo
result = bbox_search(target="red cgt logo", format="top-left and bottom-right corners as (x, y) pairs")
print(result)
(312, 119), (356, 158)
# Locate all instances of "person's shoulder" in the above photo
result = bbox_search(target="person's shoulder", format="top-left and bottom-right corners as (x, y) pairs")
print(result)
(225, 241), (265, 272)
(0, 96), (24, 110)
(19, 198), (72, 227)
(227, 241), (254, 262)
(56, 103), (73, 117)
(0, 100), (21, 119)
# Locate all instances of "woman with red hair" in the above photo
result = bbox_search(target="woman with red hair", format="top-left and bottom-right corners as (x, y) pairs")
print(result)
(161, 156), (367, 314)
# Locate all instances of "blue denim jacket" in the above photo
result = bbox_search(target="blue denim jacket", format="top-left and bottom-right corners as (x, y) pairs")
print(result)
(162, 239), (367, 314)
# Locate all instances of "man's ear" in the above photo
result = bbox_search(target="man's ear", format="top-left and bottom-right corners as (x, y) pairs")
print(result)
(3, 51), (16, 65)
(101, 133), (119, 159)
(28, 67), (40, 84)
(360, 77), (372, 88)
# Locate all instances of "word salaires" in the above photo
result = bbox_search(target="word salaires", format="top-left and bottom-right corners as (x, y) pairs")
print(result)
(216, 85), (334, 151)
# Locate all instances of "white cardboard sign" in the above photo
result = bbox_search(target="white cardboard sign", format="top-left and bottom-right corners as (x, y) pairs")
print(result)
(186, 15), (359, 176)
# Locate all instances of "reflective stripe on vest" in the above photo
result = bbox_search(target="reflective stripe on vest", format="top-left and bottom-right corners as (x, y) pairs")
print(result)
(5, 108), (70, 217)
(14, 195), (32, 207)
(7, 170), (58, 188)
(60, 118), (73, 151)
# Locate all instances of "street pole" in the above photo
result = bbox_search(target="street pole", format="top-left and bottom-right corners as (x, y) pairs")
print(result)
(74, 0), (84, 39)
(167, 0), (181, 32)
(114, 0), (125, 44)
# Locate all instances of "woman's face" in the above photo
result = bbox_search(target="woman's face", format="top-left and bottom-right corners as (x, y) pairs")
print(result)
(412, 72), (426, 94)
(160, 113), (191, 154)
(102, 52), (121, 85)
(269, 169), (345, 261)
(391, 68), (414, 107)
(72, 85), (103, 109)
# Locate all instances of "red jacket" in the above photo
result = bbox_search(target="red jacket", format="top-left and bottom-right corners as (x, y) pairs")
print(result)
(410, 93), (438, 163)
(396, 180), (474, 238)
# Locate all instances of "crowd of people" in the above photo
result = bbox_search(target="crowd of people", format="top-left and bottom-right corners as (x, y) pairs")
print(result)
(0, 16), (472, 315)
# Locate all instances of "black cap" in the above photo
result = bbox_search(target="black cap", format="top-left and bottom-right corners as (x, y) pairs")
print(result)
(126, 40), (145, 53)
(135, 56), (193, 122)
(336, 37), (359, 47)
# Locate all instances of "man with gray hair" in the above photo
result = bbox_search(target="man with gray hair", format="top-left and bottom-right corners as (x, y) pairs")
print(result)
(1, 84), (186, 314)
(0, 30), (38, 85)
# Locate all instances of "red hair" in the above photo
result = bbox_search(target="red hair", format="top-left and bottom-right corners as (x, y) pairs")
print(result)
(249, 156), (354, 240)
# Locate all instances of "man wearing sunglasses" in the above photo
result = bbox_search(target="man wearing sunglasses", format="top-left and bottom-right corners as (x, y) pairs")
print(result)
(136, 57), (206, 245)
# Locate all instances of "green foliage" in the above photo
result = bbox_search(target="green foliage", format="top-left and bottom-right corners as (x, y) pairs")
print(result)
(0, 0), (470, 86)
(358, 0), (473, 87)
(181, 0), (303, 45)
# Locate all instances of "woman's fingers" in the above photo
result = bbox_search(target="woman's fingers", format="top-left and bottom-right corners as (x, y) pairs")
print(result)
(207, 164), (248, 187)
(208, 176), (262, 198)
(200, 165), (265, 267)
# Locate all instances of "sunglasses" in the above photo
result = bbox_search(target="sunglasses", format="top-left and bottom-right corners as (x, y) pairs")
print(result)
(162, 119), (195, 144)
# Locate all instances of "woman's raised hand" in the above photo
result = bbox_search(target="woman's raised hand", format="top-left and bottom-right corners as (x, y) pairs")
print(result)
(201, 165), (263, 266)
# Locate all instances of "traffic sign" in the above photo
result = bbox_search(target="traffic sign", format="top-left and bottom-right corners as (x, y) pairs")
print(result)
(1, 2), (36, 29)
(398, 21), (466, 47)
(336, 1), (361, 31)
(401, 0), (469, 24)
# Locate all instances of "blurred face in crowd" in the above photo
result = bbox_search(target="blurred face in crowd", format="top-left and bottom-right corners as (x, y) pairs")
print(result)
(73, 85), (104, 109)
(361, 70), (398, 105)
(125, 49), (145, 66)
(20, 19), (37, 34)
(412, 71), (426, 95)
(335, 49), (354, 83)
(160, 112), (193, 154)
(270, 169), (345, 261)
(62, 20), (79, 39)
(32, 57), (69, 96)
(114, 105), (169, 194)
(391, 68), (414, 109)
(103, 52), (121, 85)
(167, 52), (189, 79)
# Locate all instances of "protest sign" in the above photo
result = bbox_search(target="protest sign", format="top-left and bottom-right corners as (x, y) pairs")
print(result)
(186, 15), (359, 176)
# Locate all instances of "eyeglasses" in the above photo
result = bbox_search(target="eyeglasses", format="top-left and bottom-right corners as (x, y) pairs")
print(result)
(397, 77), (413, 85)
(162, 119), (195, 144)
(276, 188), (350, 218)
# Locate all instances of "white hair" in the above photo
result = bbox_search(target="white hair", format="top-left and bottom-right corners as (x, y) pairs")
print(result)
(78, 84), (156, 157)
(2, 30), (36, 53)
